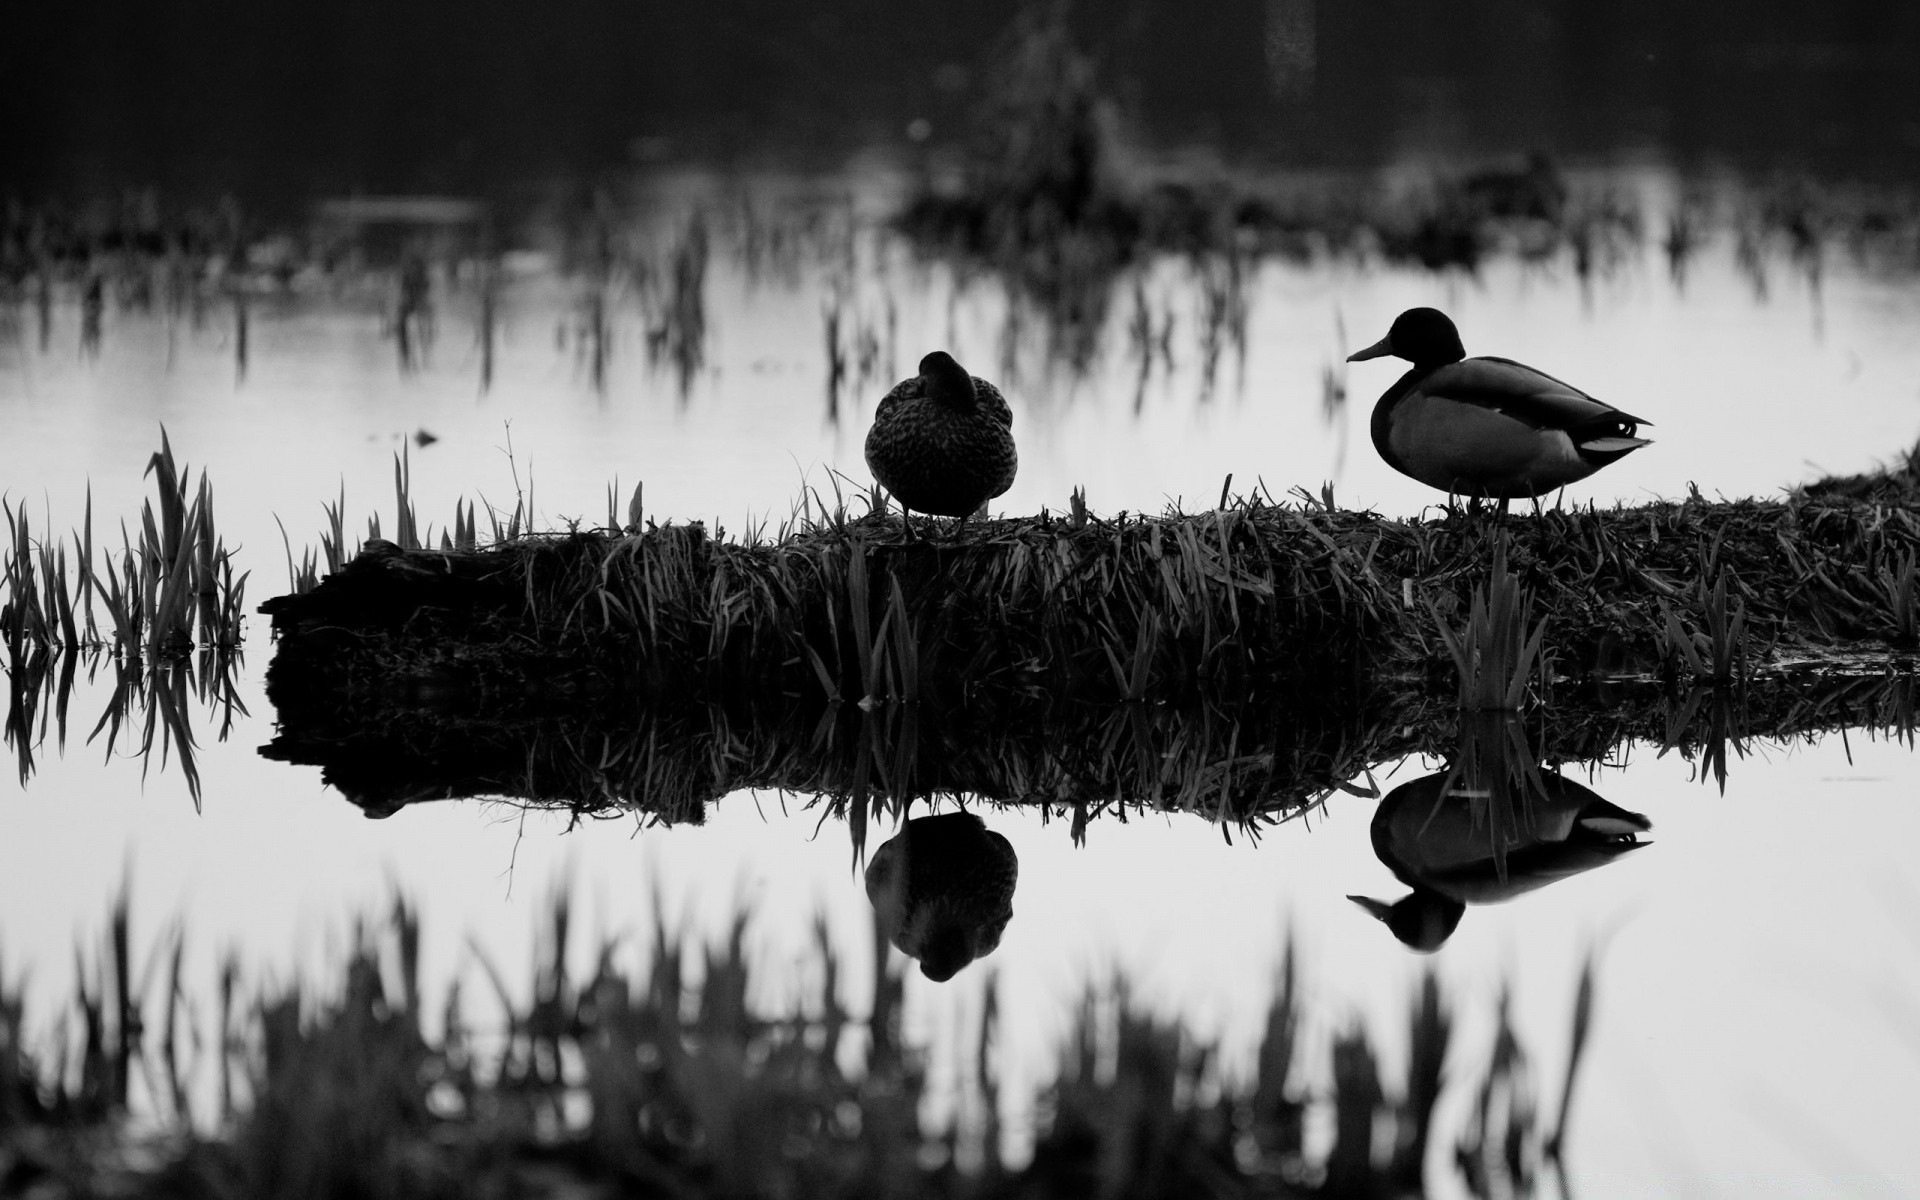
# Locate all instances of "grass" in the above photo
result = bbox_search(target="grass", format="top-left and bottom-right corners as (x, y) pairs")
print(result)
(3, 642), (246, 806)
(1430, 534), (1549, 710)
(1, 431), (247, 659)
(258, 618), (1920, 868)
(11, 154), (1920, 406)
(249, 451), (1920, 850)
(0, 882), (1599, 1199)
(0, 433), (249, 806)
(265, 469), (1920, 725)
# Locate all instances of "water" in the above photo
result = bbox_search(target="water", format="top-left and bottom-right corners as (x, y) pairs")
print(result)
(6, 166), (1920, 1194)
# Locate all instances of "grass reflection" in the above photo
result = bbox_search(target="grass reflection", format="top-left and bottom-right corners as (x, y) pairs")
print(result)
(4, 645), (245, 807)
(0, 881), (1596, 1199)
(10, 157), (1920, 395)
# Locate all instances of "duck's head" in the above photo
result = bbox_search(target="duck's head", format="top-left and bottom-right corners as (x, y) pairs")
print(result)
(917, 924), (975, 982)
(1346, 308), (1466, 370)
(919, 350), (978, 407)
(1349, 891), (1465, 953)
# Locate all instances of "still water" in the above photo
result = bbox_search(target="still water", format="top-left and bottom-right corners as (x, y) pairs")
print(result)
(5, 167), (1920, 1194)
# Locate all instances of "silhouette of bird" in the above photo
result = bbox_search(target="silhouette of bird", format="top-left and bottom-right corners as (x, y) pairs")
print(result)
(864, 351), (1017, 539)
(1347, 308), (1651, 508)
(1350, 765), (1651, 952)
(865, 810), (1018, 981)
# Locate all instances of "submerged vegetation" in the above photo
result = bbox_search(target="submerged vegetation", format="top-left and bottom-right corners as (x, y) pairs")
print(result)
(0, 883), (1595, 1199)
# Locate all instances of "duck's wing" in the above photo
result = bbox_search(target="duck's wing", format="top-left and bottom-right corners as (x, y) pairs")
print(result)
(873, 375), (924, 419)
(973, 377), (1014, 429)
(1429, 357), (1650, 432)
(1428, 839), (1649, 903)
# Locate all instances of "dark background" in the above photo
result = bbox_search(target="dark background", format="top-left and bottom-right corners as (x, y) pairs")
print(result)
(6, 0), (1919, 202)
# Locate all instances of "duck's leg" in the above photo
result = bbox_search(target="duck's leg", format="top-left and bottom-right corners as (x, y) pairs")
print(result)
(899, 503), (919, 543)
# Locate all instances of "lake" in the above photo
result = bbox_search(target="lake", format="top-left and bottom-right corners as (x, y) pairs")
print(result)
(5, 160), (1920, 1196)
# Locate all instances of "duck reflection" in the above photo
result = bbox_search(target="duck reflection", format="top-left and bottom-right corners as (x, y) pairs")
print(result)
(866, 810), (1018, 981)
(1350, 716), (1650, 951)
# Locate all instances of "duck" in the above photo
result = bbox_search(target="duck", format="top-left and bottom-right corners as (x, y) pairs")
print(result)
(1346, 308), (1651, 507)
(865, 810), (1018, 981)
(864, 351), (1017, 539)
(1349, 764), (1651, 952)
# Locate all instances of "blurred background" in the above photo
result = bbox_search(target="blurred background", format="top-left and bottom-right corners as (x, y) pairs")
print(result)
(9, 0), (1920, 195)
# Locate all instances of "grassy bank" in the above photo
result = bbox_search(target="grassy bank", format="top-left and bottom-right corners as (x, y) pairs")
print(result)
(264, 471), (1920, 721)
(261, 646), (1919, 839)
(256, 457), (1920, 833)
(0, 886), (1591, 1200)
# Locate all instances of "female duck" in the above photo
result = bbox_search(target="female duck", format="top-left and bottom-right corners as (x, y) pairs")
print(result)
(866, 811), (1018, 982)
(865, 351), (1017, 538)
(1347, 308), (1651, 504)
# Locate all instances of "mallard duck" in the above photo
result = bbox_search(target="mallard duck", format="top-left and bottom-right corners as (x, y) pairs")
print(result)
(1347, 308), (1651, 506)
(864, 351), (1017, 538)
(1349, 767), (1651, 952)
(865, 810), (1018, 981)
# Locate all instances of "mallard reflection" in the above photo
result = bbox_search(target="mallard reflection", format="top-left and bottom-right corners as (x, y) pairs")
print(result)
(1350, 717), (1650, 952)
(865, 810), (1017, 981)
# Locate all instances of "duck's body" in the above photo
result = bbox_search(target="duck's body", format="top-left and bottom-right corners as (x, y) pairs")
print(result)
(865, 351), (1017, 526)
(865, 810), (1018, 981)
(1349, 308), (1650, 502)
(1351, 767), (1651, 951)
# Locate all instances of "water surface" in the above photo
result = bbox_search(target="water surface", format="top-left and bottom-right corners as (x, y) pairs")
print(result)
(6, 167), (1920, 1194)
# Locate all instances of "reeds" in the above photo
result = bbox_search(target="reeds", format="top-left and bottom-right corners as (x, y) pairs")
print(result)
(4, 640), (245, 805)
(15, 168), (1920, 393)
(0, 434), (249, 803)
(0, 882), (1602, 1199)
(1, 432), (247, 659)
(1430, 534), (1549, 710)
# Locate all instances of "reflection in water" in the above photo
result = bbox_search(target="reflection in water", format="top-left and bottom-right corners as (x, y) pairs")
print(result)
(865, 810), (1018, 981)
(0, 870), (1594, 1198)
(1351, 714), (1651, 952)
(13, 163), (1915, 406)
(4, 646), (245, 805)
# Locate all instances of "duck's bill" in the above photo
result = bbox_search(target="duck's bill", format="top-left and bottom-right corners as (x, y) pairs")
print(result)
(1347, 895), (1394, 921)
(1346, 337), (1393, 362)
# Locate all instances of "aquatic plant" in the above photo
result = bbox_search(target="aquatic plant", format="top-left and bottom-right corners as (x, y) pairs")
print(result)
(639, 212), (710, 396)
(1430, 535), (1549, 710)
(4, 641), (245, 805)
(0, 433), (247, 659)
(0, 881), (1601, 1199)
(1659, 570), (1749, 686)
